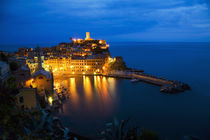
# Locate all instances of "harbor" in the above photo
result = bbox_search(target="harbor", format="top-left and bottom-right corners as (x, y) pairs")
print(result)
(54, 70), (190, 94)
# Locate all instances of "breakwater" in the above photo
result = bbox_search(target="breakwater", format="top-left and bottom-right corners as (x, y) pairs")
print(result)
(53, 70), (190, 93)
(105, 71), (190, 93)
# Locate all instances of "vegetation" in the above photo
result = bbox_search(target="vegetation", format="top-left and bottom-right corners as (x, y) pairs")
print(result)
(92, 46), (109, 54)
(0, 85), (82, 140)
(79, 40), (101, 46)
(0, 53), (8, 62)
(5, 76), (17, 89)
(9, 61), (19, 71)
(109, 56), (130, 71)
(102, 117), (159, 140)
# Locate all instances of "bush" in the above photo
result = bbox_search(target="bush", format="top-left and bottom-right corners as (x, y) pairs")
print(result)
(9, 62), (19, 71)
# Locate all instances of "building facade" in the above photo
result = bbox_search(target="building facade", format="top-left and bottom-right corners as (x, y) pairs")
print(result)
(16, 88), (39, 109)
(42, 55), (108, 74)
(0, 61), (10, 81)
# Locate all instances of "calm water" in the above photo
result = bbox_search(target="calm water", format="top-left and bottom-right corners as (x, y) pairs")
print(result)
(2, 42), (210, 139)
(54, 42), (210, 139)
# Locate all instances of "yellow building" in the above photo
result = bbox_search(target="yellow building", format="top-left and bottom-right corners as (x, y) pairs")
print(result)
(72, 50), (92, 57)
(27, 47), (54, 97)
(43, 55), (108, 75)
(70, 55), (107, 74)
(26, 59), (38, 74)
(26, 56), (45, 74)
(31, 69), (54, 96)
(16, 88), (39, 109)
(44, 56), (71, 72)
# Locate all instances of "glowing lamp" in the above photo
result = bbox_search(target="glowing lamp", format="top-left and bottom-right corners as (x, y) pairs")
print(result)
(48, 97), (53, 105)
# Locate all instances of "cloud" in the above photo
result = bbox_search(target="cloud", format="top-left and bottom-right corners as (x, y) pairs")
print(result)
(144, 4), (209, 22)
(0, 0), (210, 43)
(193, 23), (210, 28)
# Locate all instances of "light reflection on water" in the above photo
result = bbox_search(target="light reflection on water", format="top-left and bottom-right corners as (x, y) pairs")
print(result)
(54, 76), (118, 117)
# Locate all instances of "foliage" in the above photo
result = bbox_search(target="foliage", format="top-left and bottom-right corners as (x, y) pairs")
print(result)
(139, 128), (159, 140)
(9, 61), (19, 71)
(0, 53), (8, 62)
(0, 86), (22, 139)
(5, 76), (17, 89)
(109, 56), (129, 71)
(103, 117), (129, 140)
(0, 86), (77, 140)
(102, 117), (159, 140)
(79, 40), (100, 46)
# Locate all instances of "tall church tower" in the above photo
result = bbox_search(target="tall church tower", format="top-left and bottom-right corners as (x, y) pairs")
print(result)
(34, 46), (44, 71)
(32, 46), (54, 97)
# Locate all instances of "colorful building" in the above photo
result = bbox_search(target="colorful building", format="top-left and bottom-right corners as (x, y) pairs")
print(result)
(16, 88), (39, 109)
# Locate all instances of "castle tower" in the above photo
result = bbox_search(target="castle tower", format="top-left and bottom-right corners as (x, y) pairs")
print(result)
(85, 32), (93, 40)
(86, 32), (90, 39)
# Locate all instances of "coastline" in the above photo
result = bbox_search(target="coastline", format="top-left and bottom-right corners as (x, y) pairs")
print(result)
(53, 70), (190, 93)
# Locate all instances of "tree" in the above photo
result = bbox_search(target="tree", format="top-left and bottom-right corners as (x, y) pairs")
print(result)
(102, 118), (159, 140)
(9, 62), (19, 71)
(0, 53), (8, 62)
(109, 57), (129, 71)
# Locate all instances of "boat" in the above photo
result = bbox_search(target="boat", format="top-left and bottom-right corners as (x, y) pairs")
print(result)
(130, 78), (139, 83)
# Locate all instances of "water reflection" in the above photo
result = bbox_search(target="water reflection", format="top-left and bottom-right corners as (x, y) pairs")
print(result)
(83, 76), (92, 104)
(54, 76), (118, 116)
(69, 78), (78, 106)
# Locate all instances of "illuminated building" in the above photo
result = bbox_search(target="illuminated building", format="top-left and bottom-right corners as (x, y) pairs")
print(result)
(15, 47), (33, 57)
(44, 56), (71, 72)
(70, 55), (107, 74)
(72, 50), (92, 57)
(26, 55), (45, 74)
(24, 32), (112, 75)
(27, 47), (54, 97)
(31, 69), (54, 96)
(85, 32), (94, 40)
(42, 54), (108, 74)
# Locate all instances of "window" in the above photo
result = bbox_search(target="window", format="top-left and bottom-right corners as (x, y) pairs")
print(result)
(19, 96), (24, 103)
(39, 76), (43, 79)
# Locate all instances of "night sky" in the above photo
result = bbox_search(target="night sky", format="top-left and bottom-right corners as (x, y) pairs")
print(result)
(0, 0), (210, 45)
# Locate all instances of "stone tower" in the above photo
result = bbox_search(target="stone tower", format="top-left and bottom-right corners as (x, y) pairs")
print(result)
(85, 32), (93, 40)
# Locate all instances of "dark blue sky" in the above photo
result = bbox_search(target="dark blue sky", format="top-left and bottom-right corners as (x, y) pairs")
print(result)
(0, 0), (210, 45)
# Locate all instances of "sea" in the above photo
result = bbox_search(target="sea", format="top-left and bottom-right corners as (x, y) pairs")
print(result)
(1, 42), (210, 139)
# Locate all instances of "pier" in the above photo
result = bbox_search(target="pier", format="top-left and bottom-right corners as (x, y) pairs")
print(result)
(106, 71), (190, 93)
(53, 70), (190, 93)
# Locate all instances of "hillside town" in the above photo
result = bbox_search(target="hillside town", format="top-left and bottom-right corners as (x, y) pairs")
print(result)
(16, 32), (116, 75)
(0, 32), (191, 139)
(0, 32), (127, 139)
(1, 32), (126, 110)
